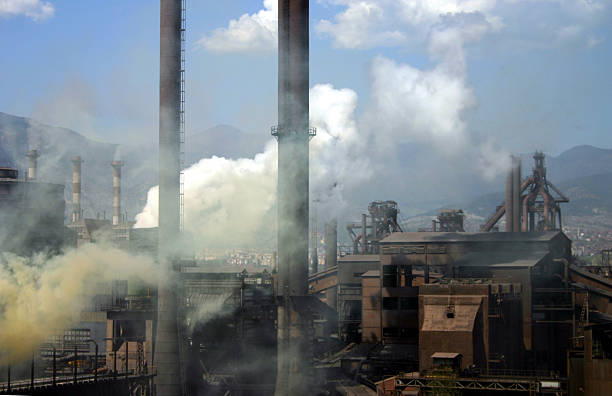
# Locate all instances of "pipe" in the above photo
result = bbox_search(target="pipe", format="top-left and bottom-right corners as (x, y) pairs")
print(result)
(156, 0), (182, 395)
(275, 0), (311, 394)
(111, 161), (124, 226)
(71, 156), (83, 223)
(325, 219), (337, 270)
(26, 149), (39, 181)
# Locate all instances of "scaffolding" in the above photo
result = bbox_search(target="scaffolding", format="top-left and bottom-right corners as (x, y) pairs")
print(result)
(179, 0), (186, 232)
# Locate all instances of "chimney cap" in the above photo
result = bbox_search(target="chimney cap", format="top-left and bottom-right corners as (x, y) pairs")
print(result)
(111, 160), (124, 167)
(27, 149), (39, 158)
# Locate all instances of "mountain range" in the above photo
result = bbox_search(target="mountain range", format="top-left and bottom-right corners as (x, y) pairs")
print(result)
(1, 111), (611, 237)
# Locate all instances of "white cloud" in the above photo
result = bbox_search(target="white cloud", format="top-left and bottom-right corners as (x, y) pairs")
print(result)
(365, 55), (474, 152)
(197, 0), (277, 53)
(316, 0), (500, 49)
(317, 1), (406, 48)
(0, 0), (54, 21)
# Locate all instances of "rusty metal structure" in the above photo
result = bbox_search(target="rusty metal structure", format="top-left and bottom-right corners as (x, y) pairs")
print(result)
(432, 209), (465, 232)
(481, 152), (569, 232)
(347, 200), (403, 254)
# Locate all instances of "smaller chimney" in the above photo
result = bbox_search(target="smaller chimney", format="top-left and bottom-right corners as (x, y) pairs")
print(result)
(72, 156), (83, 223)
(111, 161), (124, 226)
(26, 149), (39, 181)
(325, 219), (337, 270)
(361, 213), (367, 254)
(512, 156), (521, 232)
(505, 156), (514, 232)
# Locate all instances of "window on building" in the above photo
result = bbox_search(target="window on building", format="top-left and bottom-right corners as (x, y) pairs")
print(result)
(382, 265), (398, 287)
(400, 328), (419, 339)
(383, 297), (399, 310)
(383, 327), (400, 337)
(400, 297), (418, 310)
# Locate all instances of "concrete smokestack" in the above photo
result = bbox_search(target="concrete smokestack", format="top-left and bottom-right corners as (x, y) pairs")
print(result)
(111, 161), (123, 226)
(156, 0), (182, 395)
(26, 149), (39, 181)
(325, 219), (337, 270)
(71, 156), (83, 223)
(512, 156), (521, 232)
(275, 0), (312, 394)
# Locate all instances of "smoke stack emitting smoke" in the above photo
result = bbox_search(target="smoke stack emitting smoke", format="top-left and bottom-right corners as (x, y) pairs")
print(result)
(0, 244), (156, 365)
(111, 160), (124, 226)
(71, 156), (83, 223)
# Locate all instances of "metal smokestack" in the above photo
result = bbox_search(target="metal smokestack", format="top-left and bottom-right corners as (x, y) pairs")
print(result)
(512, 156), (521, 232)
(71, 156), (83, 223)
(111, 161), (123, 226)
(156, 0), (182, 395)
(26, 149), (39, 181)
(275, 0), (312, 394)
(505, 157), (513, 232)
(325, 219), (337, 270)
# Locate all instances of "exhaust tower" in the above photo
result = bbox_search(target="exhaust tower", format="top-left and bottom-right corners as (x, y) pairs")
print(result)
(155, 0), (183, 395)
(274, 0), (314, 394)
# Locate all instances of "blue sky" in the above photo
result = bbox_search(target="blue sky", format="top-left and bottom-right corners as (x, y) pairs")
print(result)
(1, 0), (611, 157)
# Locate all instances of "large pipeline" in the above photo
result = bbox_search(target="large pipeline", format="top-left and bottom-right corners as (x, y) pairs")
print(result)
(156, 0), (182, 395)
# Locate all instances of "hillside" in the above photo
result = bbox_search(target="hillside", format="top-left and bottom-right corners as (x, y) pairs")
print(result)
(0, 112), (266, 222)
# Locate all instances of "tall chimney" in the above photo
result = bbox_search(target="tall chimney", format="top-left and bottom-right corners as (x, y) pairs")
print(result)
(505, 157), (513, 232)
(111, 161), (123, 226)
(71, 156), (83, 223)
(325, 219), (337, 270)
(156, 0), (182, 395)
(26, 149), (39, 181)
(512, 156), (521, 232)
(275, 0), (312, 394)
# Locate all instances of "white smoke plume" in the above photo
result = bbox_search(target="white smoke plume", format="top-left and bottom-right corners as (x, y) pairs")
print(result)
(0, 244), (156, 364)
(135, 84), (368, 249)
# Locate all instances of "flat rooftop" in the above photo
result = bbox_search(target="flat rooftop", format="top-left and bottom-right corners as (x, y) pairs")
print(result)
(380, 231), (565, 244)
(455, 250), (550, 268)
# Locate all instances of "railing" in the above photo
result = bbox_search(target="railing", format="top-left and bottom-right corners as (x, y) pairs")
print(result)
(484, 368), (561, 379)
(0, 372), (155, 393)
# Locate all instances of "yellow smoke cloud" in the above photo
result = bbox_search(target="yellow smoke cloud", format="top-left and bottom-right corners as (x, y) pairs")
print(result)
(0, 244), (156, 365)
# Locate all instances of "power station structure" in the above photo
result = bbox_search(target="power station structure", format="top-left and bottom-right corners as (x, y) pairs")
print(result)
(481, 152), (569, 232)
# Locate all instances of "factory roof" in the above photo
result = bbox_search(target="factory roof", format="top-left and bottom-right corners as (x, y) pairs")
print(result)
(455, 250), (549, 268)
(431, 352), (462, 359)
(380, 231), (566, 244)
(361, 270), (380, 278)
(338, 254), (380, 262)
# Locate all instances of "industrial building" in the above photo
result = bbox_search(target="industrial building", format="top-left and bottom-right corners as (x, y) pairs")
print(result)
(4, 1), (612, 396)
